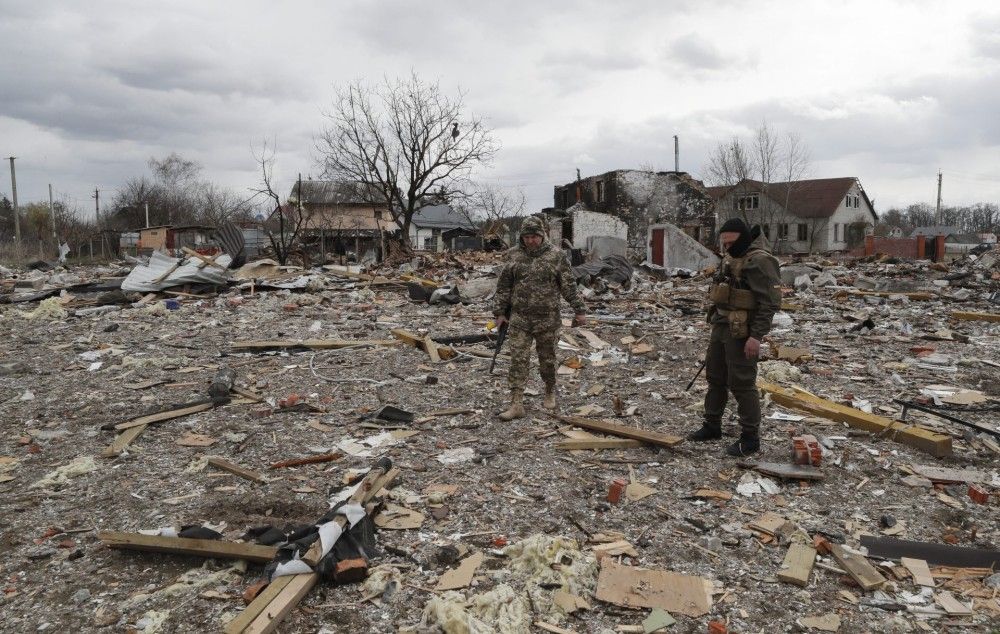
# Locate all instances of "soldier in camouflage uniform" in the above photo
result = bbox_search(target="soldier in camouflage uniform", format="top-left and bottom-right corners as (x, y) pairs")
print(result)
(689, 218), (782, 456)
(493, 216), (587, 420)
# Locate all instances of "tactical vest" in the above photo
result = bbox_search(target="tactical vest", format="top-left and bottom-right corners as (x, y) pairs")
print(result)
(708, 248), (767, 338)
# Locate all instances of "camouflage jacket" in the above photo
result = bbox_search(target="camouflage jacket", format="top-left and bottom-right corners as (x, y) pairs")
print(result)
(493, 242), (586, 317)
(708, 233), (782, 340)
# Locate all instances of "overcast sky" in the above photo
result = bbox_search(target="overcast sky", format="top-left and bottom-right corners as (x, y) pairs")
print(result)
(2, 0), (999, 220)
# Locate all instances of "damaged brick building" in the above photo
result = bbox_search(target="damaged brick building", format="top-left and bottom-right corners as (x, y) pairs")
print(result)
(553, 170), (716, 256)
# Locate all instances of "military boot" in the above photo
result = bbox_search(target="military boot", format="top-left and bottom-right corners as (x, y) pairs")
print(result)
(726, 435), (760, 456)
(499, 390), (525, 421)
(543, 384), (557, 410)
(688, 423), (722, 441)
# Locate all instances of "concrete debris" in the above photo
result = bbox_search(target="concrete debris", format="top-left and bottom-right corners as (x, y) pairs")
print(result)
(1, 243), (999, 632)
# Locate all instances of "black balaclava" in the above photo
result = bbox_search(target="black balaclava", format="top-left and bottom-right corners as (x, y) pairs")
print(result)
(719, 218), (752, 257)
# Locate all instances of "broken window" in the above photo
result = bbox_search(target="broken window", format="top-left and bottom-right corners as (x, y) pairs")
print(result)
(596, 180), (605, 203)
(797, 224), (808, 241)
(834, 223), (840, 242)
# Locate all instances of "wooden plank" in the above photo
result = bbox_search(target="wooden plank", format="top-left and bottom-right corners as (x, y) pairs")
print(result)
(98, 532), (277, 563)
(741, 460), (825, 480)
(951, 310), (1000, 323)
(391, 328), (424, 349)
(758, 381), (952, 457)
(223, 577), (295, 634)
(555, 438), (645, 450)
(114, 401), (215, 431)
(181, 246), (226, 270)
(777, 543), (816, 587)
(829, 544), (886, 591)
(557, 415), (684, 449)
(900, 557), (935, 587)
(423, 335), (441, 363)
(860, 535), (1000, 568)
(102, 424), (150, 458)
(936, 591), (973, 616)
(207, 457), (265, 483)
(242, 573), (318, 634)
(231, 339), (397, 352)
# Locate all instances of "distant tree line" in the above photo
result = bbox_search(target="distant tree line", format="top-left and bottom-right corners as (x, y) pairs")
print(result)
(875, 202), (999, 237)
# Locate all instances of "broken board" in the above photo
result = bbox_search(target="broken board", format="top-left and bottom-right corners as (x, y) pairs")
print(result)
(595, 558), (711, 617)
(557, 415), (683, 449)
(757, 381), (952, 457)
(951, 310), (1000, 323)
(207, 457), (265, 483)
(777, 543), (816, 587)
(436, 551), (484, 590)
(900, 557), (935, 587)
(741, 460), (824, 481)
(556, 438), (645, 450)
(828, 544), (886, 591)
(99, 532), (277, 564)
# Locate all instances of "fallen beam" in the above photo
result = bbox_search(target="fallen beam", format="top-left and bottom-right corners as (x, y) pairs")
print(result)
(757, 381), (952, 457)
(860, 535), (1000, 568)
(231, 339), (398, 352)
(950, 310), (1000, 323)
(114, 401), (215, 431)
(207, 457), (265, 483)
(556, 415), (684, 449)
(391, 328), (456, 361)
(98, 532), (277, 564)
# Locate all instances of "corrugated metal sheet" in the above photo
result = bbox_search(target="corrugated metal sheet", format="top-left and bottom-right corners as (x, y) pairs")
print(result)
(121, 251), (232, 292)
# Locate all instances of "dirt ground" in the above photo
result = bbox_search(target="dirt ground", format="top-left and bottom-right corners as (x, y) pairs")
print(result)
(1, 250), (998, 633)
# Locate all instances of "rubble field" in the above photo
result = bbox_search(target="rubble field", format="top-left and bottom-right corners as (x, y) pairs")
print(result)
(1, 248), (999, 633)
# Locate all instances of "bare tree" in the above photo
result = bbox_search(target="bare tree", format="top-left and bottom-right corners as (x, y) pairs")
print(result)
(317, 72), (499, 249)
(456, 183), (526, 247)
(251, 142), (308, 265)
(703, 122), (812, 249)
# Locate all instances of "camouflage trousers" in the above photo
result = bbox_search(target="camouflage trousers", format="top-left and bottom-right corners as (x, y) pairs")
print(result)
(703, 323), (761, 438)
(506, 312), (560, 391)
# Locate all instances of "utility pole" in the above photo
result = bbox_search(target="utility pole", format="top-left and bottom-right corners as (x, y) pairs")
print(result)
(48, 183), (56, 242)
(8, 157), (20, 242)
(674, 135), (679, 172)
(935, 171), (942, 225)
(144, 202), (150, 228)
(94, 188), (105, 258)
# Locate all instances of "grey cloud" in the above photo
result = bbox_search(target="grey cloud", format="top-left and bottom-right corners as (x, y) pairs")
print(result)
(663, 32), (755, 75)
(971, 14), (1000, 59)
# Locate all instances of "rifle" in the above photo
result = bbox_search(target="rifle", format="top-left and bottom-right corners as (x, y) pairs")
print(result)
(685, 358), (707, 391)
(489, 307), (511, 374)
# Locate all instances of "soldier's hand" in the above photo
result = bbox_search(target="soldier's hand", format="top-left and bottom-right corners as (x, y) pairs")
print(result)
(572, 314), (586, 327)
(744, 337), (761, 359)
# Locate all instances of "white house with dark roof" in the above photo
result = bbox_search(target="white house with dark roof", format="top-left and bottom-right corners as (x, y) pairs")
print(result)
(408, 204), (477, 251)
(707, 177), (878, 253)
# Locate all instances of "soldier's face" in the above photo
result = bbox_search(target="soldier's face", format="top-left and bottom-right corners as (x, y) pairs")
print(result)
(719, 231), (740, 250)
(522, 234), (543, 249)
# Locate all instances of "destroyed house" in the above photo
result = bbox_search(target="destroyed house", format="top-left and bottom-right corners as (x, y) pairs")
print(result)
(136, 225), (219, 256)
(288, 179), (399, 261)
(708, 177), (877, 254)
(553, 170), (716, 255)
(409, 204), (478, 251)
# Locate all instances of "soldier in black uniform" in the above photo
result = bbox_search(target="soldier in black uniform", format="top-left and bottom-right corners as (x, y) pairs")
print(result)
(688, 218), (782, 456)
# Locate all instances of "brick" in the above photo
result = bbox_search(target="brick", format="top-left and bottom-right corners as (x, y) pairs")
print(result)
(333, 558), (368, 584)
(968, 484), (989, 505)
